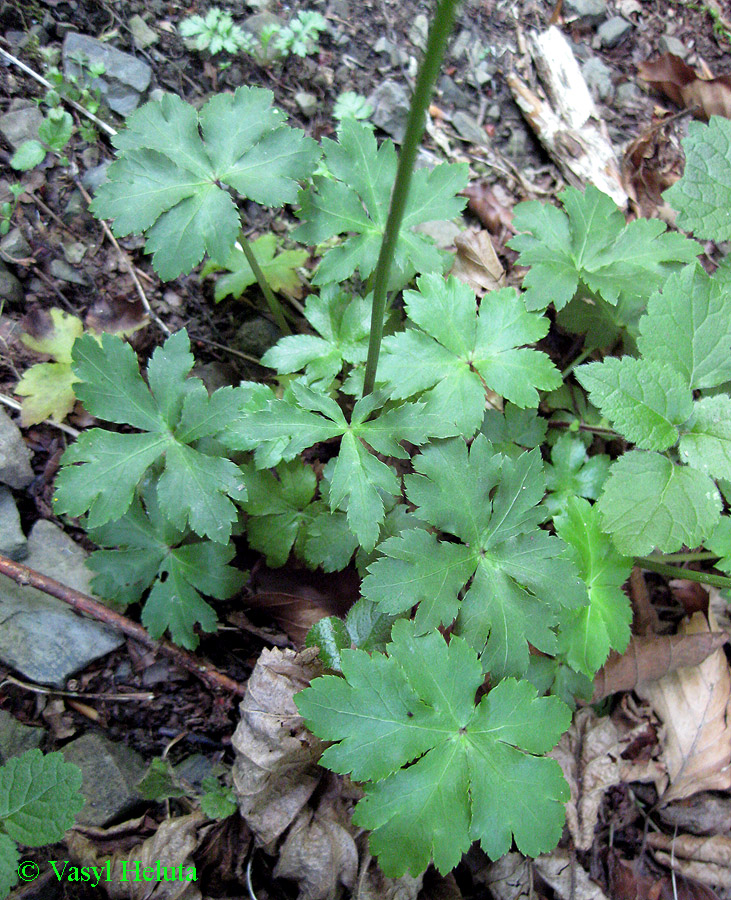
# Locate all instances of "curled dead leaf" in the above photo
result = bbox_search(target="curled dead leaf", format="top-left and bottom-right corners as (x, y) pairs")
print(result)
(450, 229), (506, 296)
(638, 54), (731, 119)
(648, 832), (731, 889)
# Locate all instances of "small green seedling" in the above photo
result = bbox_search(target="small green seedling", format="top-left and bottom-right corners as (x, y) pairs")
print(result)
(179, 7), (255, 56)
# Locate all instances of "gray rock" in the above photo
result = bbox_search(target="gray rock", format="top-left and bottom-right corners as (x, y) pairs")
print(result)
(598, 16), (632, 48)
(409, 14), (429, 51)
(63, 32), (152, 116)
(452, 110), (488, 146)
(486, 103), (501, 121)
(0, 102), (44, 150)
(60, 732), (143, 826)
(0, 409), (33, 489)
(0, 520), (124, 687)
(0, 709), (44, 764)
(81, 161), (110, 193)
(128, 14), (159, 49)
(294, 91), (318, 118)
(615, 81), (641, 108)
(438, 74), (471, 108)
(235, 317), (282, 358)
(582, 56), (614, 102)
(563, 0), (607, 25)
(50, 258), (89, 285)
(369, 80), (410, 143)
(0, 228), (31, 262)
(0, 487), (26, 560)
(659, 34), (689, 59)
(0, 261), (23, 305)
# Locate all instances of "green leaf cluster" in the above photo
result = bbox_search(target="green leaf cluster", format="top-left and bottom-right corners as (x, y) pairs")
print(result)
(576, 262), (731, 554)
(296, 619), (571, 877)
(91, 88), (319, 279)
(0, 750), (84, 899)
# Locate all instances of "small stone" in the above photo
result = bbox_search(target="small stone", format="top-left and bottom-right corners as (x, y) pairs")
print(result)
(409, 14), (429, 51)
(0, 228), (31, 262)
(294, 91), (318, 118)
(582, 56), (614, 102)
(563, 0), (607, 25)
(452, 110), (488, 146)
(486, 103), (501, 121)
(63, 242), (87, 265)
(0, 261), (23, 305)
(0, 102), (44, 150)
(0, 487), (27, 560)
(369, 80), (411, 143)
(598, 16), (632, 48)
(81, 161), (110, 193)
(0, 709), (44, 765)
(62, 189), (85, 223)
(327, 0), (350, 19)
(472, 59), (495, 86)
(128, 14), (159, 49)
(235, 316), (282, 357)
(0, 408), (33, 489)
(60, 733), (144, 826)
(658, 34), (689, 58)
(615, 81), (641, 107)
(80, 146), (100, 169)
(373, 36), (391, 54)
(50, 258), (88, 285)
(438, 74), (471, 108)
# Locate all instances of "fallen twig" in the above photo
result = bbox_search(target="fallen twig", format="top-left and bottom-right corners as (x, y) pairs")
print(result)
(0, 553), (247, 696)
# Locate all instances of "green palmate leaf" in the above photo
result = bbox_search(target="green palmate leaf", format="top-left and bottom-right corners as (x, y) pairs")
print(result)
(54, 329), (246, 543)
(597, 451), (722, 555)
(306, 616), (352, 670)
(378, 275), (560, 436)
(10, 140), (46, 171)
(261, 285), (372, 389)
(576, 357), (693, 451)
(294, 118), (468, 288)
(706, 515), (731, 575)
(0, 832), (19, 899)
(87, 484), (245, 648)
(364, 436), (587, 678)
(202, 233), (308, 302)
(679, 395), (731, 482)
(0, 749), (83, 846)
(136, 758), (187, 801)
(543, 434), (610, 517)
(225, 382), (451, 550)
(508, 185), (700, 312)
(479, 404), (547, 457)
(90, 88), (319, 279)
(554, 498), (632, 675)
(242, 459), (317, 566)
(38, 109), (73, 151)
(15, 308), (85, 426)
(296, 620), (571, 877)
(637, 263), (731, 390)
(664, 116), (731, 242)
(556, 291), (646, 352)
(199, 778), (237, 820)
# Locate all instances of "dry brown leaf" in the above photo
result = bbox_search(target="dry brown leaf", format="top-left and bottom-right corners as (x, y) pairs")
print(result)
(450, 229), (506, 295)
(273, 792), (358, 900)
(534, 851), (609, 900)
(67, 813), (204, 900)
(648, 833), (731, 889)
(354, 857), (422, 900)
(231, 646), (324, 849)
(658, 791), (731, 836)
(638, 54), (731, 119)
(478, 853), (531, 900)
(463, 182), (514, 236)
(636, 611), (731, 802)
(591, 631), (729, 702)
(549, 707), (664, 850)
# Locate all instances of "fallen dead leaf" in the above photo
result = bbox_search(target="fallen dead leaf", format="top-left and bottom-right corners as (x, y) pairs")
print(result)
(638, 54), (731, 119)
(622, 121), (685, 221)
(549, 707), (664, 849)
(607, 849), (721, 900)
(231, 646), (324, 849)
(478, 853), (531, 900)
(463, 182), (515, 237)
(450, 229), (506, 295)
(636, 611), (731, 801)
(648, 832), (731, 889)
(658, 790), (731, 836)
(534, 850), (609, 900)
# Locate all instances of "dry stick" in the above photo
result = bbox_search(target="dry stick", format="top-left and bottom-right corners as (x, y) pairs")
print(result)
(0, 554), (247, 697)
(0, 46), (117, 138)
(74, 180), (171, 336)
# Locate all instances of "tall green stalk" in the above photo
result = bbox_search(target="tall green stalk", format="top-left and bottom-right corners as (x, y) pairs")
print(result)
(239, 234), (291, 335)
(362, 0), (461, 396)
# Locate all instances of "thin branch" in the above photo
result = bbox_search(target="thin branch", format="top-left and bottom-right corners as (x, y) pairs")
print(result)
(0, 554), (247, 697)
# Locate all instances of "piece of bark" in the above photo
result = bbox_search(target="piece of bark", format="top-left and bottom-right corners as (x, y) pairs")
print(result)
(506, 26), (627, 207)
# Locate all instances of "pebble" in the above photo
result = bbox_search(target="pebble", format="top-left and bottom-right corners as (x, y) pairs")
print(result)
(564, 0), (608, 25)
(0, 487), (27, 560)
(597, 16), (632, 48)
(0, 408), (33, 489)
(582, 56), (614, 102)
(658, 34), (689, 58)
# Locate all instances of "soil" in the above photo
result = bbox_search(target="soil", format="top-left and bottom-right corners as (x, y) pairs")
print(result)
(1, 0), (730, 897)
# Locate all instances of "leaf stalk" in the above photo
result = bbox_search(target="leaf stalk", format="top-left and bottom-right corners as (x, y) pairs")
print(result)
(238, 233), (291, 335)
(635, 555), (731, 590)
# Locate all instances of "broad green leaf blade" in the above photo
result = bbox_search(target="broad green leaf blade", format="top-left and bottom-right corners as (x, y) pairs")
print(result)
(543, 434), (610, 517)
(16, 362), (78, 426)
(637, 263), (731, 390)
(679, 395), (731, 482)
(302, 505), (360, 572)
(211, 233), (307, 302)
(576, 357), (693, 450)
(554, 497), (632, 675)
(0, 833), (18, 899)
(306, 616), (351, 670)
(480, 404), (547, 456)
(141, 563), (218, 649)
(0, 749), (83, 846)
(664, 116), (731, 242)
(598, 451), (722, 554)
(297, 622), (570, 877)
(20, 308), (83, 363)
(91, 88), (319, 279)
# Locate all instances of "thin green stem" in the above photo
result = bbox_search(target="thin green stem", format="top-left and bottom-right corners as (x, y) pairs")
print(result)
(561, 346), (593, 379)
(648, 551), (719, 564)
(548, 420), (622, 439)
(635, 556), (731, 590)
(362, 0), (460, 396)
(239, 234), (291, 335)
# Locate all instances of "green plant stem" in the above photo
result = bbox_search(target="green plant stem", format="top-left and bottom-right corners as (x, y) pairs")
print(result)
(561, 347), (593, 379)
(635, 556), (731, 590)
(362, 0), (460, 396)
(649, 551), (719, 563)
(239, 234), (291, 335)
